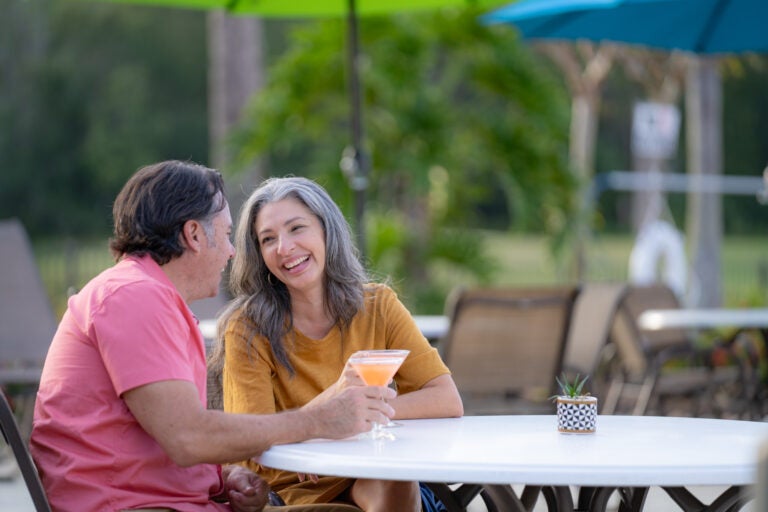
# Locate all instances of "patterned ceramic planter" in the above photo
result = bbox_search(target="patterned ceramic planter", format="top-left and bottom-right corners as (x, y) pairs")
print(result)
(556, 396), (598, 433)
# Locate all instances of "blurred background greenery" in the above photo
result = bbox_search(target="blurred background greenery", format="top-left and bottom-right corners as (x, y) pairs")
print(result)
(3, 0), (767, 316)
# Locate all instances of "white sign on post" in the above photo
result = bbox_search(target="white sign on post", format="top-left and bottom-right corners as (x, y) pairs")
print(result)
(631, 101), (681, 160)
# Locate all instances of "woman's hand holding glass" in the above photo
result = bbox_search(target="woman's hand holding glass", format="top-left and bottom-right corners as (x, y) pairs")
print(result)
(348, 350), (409, 440)
(334, 359), (369, 391)
(310, 359), (368, 407)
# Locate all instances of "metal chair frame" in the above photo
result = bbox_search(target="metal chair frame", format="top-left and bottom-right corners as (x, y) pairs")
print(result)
(0, 391), (51, 512)
(604, 284), (745, 417)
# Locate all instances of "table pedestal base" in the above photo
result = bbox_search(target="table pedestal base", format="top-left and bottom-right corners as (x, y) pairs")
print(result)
(429, 484), (753, 512)
(576, 485), (750, 512)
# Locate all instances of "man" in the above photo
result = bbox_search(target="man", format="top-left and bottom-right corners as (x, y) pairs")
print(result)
(30, 161), (394, 512)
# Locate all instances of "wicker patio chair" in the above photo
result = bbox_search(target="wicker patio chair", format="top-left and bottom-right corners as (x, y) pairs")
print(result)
(439, 286), (579, 415)
(604, 284), (745, 417)
(0, 218), (58, 441)
(560, 282), (628, 409)
(432, 286), (579, 511)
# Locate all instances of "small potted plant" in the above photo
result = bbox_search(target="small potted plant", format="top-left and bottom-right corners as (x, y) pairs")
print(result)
(551, 373), (598, 434)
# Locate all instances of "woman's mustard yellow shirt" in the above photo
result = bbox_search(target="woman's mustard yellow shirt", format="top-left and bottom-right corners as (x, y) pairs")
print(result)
(222, 284), (450, 505)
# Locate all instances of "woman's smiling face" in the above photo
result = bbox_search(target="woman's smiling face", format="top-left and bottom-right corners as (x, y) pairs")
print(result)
(255, 197), (326, 294)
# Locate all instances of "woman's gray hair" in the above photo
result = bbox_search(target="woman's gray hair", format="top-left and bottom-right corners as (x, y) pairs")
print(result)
(209, 176), (367, 381)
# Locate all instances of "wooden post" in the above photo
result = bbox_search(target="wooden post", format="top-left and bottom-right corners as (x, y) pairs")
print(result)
(685, 57), (723, 307)
(207, 11), (265, 188)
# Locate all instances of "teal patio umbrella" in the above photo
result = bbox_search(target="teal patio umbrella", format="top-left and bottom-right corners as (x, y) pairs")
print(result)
(481, 0), (767, 307)
(482, 0), (768, 55)
(96, 0), (507, 259)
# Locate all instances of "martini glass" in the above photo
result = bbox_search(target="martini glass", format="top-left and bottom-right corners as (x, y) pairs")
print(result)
(348, 349), (409, 440)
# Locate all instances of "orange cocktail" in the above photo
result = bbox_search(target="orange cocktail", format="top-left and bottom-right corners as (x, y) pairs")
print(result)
(348, 349), (409, 440)
(351, 360), (403, 386)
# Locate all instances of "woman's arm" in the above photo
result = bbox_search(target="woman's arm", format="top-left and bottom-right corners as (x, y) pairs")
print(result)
(389, 374), (463, 419)
(374, 286), (464, 419)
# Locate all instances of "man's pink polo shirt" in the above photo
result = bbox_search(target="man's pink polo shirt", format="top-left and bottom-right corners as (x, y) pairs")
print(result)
(31, 255), (229, 512)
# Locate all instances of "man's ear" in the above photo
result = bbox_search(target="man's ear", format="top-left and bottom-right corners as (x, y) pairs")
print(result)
(181, 220), (202, 252)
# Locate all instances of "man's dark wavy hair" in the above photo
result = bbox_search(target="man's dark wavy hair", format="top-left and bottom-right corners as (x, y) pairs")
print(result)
(109, 160), (226, 265)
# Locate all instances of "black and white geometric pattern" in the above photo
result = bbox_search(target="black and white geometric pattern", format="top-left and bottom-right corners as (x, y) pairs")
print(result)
(556, 398), (597, 433)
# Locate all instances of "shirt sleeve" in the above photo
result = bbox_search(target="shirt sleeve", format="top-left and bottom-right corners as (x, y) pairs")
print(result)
(378, 286), (451, 394)
(93, 281), (196, 396)
(222, 315), (277, 416)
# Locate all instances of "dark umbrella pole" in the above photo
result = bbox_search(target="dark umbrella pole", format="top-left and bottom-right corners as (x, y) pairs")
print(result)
(342, 0), (369, 263)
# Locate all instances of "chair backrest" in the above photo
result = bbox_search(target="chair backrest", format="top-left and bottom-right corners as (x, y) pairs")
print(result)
(0, 391), (52, 512)
(0, 218), (57, 380)
(440, 286), (579, 401)
(608, 284), (688, 381)
(562, 282), (627, 377)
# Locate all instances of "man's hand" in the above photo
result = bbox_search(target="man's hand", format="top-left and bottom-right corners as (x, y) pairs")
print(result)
(222, 465), (269, 512)
(304, 385), (396, 440)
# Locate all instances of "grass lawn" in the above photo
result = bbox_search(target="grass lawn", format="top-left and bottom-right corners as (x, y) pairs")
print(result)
(35, 231), (768, 318)
(481, 231), (768, 308)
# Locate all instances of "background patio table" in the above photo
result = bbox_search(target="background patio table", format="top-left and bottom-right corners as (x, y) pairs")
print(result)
(198, 315), (448, 344)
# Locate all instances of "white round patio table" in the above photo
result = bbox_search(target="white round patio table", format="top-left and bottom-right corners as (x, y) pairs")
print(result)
(257, 415), (768, 512)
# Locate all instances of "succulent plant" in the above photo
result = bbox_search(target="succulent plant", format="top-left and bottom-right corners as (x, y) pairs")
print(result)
(551, 372), (590, 400)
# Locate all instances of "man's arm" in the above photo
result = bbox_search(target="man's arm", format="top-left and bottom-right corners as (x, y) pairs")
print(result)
(123, 379), (394, 466)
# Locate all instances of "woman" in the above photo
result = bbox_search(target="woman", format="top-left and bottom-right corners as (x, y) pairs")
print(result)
(209, 176), (463, 512)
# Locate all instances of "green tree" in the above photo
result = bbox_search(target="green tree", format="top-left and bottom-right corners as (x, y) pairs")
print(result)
(721, 56), (768, 234)
(1, 0), (208, 237)
(235, 9), (574, 312)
